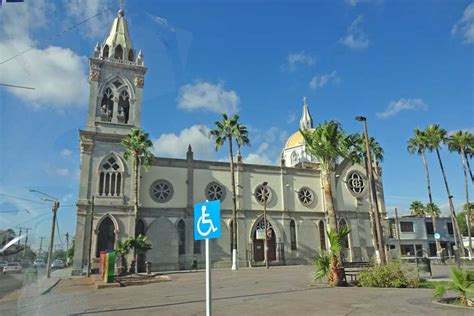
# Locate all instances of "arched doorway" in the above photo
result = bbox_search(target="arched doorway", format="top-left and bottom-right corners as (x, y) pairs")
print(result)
(252, 217), (276, 262)
(96, 217), (115, 257)
(136, 220), (146, 272)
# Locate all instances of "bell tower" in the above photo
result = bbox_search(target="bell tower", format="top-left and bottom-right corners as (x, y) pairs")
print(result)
(85, 9), (147, 135)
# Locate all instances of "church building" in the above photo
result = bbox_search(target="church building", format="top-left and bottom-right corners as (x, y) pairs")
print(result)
(72, 10), (386, 274)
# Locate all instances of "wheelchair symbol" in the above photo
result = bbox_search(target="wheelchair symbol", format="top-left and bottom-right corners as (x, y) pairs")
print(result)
(197, 205), (218, 237)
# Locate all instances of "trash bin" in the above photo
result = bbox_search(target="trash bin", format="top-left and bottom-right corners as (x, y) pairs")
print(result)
(145, 261), (151, 275)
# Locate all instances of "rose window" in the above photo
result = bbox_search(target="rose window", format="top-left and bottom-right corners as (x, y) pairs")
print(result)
(205, 182), (226, 201)
(298, 187), (314, 206)
(254, 185), (271, 205)
(150, 180), (173, 203)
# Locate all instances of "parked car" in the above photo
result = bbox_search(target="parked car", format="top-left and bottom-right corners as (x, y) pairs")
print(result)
(3, 262), (22, 274)
(0, 261), (8, 269)
(51, 259), (65, 269)
(33, 259), (46, 268)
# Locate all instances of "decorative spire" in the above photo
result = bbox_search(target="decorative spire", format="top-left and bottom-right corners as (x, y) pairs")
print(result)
(137, 49), (144, 65)
(93, 42), (100, 57)
(102, 8), (134, 61)
(299, 96), (313, 130)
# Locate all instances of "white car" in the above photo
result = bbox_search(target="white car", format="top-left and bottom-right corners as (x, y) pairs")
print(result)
(33, 259), (46, 268)
(0, 261), (8, 268)
(3, 262), (22, 274)
(51, 260), (65, 269)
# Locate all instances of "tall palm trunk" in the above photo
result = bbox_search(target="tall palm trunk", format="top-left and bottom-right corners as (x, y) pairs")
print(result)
(228, 135), (238, 270)
(460, 147), (472, 258)
(133, 155), (139, 273)
(435, 148), (464, 259)
(421, 150), (441, 254)
(322, 169), (338, 232)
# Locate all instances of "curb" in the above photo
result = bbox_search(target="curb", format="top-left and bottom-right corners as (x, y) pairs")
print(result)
(431, 299), (474, 310)
(40, 279), (61, 295)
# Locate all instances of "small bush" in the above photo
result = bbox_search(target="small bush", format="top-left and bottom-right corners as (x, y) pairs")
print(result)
(358, 262), (419, 288)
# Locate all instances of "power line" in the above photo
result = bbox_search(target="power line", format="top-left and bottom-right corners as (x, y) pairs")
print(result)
(0, 83), (35, 90)
(0, 8), (110, 66)
(0, 193), (50, 205)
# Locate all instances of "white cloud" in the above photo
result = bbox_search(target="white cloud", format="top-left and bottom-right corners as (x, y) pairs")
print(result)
(60, 149), (73, 157)
(345, 0), (376, 6)
(340, 16), (370, 50)
(65, 0), (114, 39)
(153, 125), (217, 160)
(452, 3), (474, 44)
(376, 98), (427, 119)
(243, 143), (274, 165)
(309, 71), (340, 89)
(287, 113), (296, 124)
(0, 0), (88, 108)
(177, 81), (240, 114)
(282, 51), (316, 71)
(48, 168), (71, 177)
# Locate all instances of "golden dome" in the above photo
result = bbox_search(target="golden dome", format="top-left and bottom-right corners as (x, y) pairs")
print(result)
(284, 129), (314, 149)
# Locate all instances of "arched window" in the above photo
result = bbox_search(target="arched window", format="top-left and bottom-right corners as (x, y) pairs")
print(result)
(100, 87), (114, 122)
(117, 89), (130, 124)
(319, 221), (326, 251)
(114, 45), (123, 60)
(291, 151), (299, 164)
(178, 220), (185, 255)
(136, 219), (145, 237)
(98, 155), (123, 197)
(128, 49), (134, 62)
(102, 44), (109, 58)
(96, 217), (115, 257)
(290, 220), (297, 251)
(339, 219), (349, 249)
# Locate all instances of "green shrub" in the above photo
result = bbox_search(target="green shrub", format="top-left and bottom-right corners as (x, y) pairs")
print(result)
(358, 262), (419, 288)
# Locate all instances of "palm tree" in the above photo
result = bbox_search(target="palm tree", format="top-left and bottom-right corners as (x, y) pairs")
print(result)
(115, 239), (131, 276)
(300, 121), (349, 233)
(346, 132), (382, 255)
(122, 128), (154, 221)
(313, 226), (351, 286)
(407, 128), (441, 254)
(433, 266), (474, 306)
(128, 234), (152, 274)
(122, 128), (153, 273)
(425, 124), (464, 259)
(209, 114), (248, 270)
(235, 122), (250, 162)
(410, 201), (425, 217)
(448, 130), (474, 257)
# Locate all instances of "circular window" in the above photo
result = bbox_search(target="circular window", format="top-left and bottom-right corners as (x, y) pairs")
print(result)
(298, 187), (315, 206)
(150, 179), (173, 203)
(254, 185), (272, 205)
(205, 182), (226, 201)
(346, 171), (367, 197)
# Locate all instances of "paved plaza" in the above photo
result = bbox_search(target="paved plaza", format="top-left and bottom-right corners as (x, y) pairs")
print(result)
(0, 265), (471, 315)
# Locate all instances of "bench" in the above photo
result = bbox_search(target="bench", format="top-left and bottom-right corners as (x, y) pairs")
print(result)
(343, 262), (371, 283)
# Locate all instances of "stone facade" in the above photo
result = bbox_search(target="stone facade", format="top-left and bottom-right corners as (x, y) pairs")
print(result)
(72, 10), (385, 274)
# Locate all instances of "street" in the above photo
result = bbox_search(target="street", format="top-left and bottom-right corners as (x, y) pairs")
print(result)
(0, 265), (471, 316)
(0, 273), (24, 300)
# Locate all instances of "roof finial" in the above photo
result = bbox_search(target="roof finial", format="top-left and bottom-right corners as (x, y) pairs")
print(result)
(118, 0), (125, 17)
(303, 96), (308, 106)
(299, 96), (313, 130)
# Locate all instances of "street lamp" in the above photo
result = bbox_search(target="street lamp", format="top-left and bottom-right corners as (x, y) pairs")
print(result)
(262, 182), (269, 269)
(30, 189), (60, 278)
(355, 116), (386, 265)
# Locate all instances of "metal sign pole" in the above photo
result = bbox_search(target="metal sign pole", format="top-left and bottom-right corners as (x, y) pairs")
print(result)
(206, 238), (211, 316)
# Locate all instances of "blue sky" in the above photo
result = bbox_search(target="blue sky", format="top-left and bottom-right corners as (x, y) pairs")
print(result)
(0, 0), (473, 250)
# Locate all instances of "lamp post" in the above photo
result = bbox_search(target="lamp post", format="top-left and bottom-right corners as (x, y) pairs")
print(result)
(355, 116), (386, 264)
(262, 182), (269, 269)
(30, 189), (60, 278)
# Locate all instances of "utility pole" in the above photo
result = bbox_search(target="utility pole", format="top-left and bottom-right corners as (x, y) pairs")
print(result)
(88, 196), (95, 277)
(262, 182), (269, 269)
(39, 237), (45, 256)
(18, 227), (22, 245)
(356, 116), (386, 264)
(22, 227), (32, 259)
(394, 208), (402, 258)
(65, 232), (70, 264)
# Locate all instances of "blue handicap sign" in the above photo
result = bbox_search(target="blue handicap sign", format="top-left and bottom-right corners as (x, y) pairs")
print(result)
(194, 200), (221, 240)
